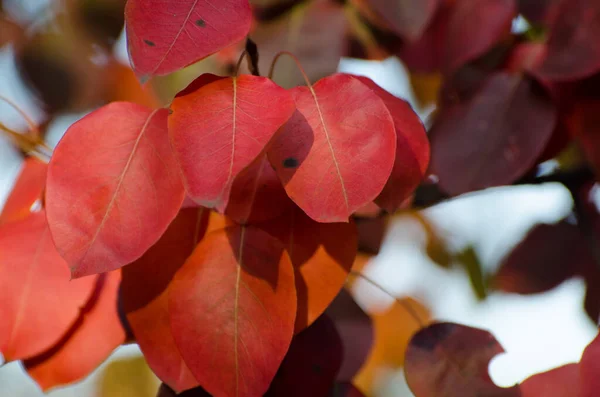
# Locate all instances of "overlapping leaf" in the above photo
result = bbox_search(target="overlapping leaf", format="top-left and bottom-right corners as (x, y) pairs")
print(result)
(268, 73), (397, 222)
(24, 271), (125, 391)
(353, 76), (429, 213)
(364, 0), (439, 41)
(0, 212), (96, 361)
(405, 322), (521, 397)
(121, 208), (208, 392)
(125, 0), (252, 80)
(169, 226), (297, 396)
(430, 72), (556, 195)
(169, 74), (296, 212)
(46, 102), (185, 278)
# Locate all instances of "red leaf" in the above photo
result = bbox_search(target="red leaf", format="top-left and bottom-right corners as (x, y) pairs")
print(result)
(169, 74), (296, 212)
(521, 364), (580, 397)
(169, 226), (297, 397)
(46, 102), (185, 278)
(24, 271), (125, 391)
(268, 73), (397, 222)
(405, 322), (521, 397)
(353, 76), (430, 213)
(121, 208), (208, 392)
(0, 157), (47, 225)
(535, 0), (600, 81)
(125, 0), (252, 80)
(581, 332), (600, 397)
(0, 212), (96, 361)
(266, 315), (343, 397)
(517, 0), (565, 26)
(225, 154), (292, 224)
(365, 0), (439, 41)
(330, 383), (366, 397)
(430, 72), (556, 195)
(444, 0), (516, 73)
(262, 206), (357, 333)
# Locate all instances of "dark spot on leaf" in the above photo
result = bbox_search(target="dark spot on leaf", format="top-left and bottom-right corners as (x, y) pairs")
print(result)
(144, 39), (155, 46)
(410, 323), (456, 351)
(195, 19), (206, 27)
(283, 157), (298, 168)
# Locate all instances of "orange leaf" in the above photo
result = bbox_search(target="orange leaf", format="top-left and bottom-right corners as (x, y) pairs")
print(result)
(262, 206), (357, 333)
(0, 212), (96, 361)
(169, 226), (296, 396)
(24, 271), (125, 391)
(0, 157), (47, 225)
(268, 73), (397, 222)
(46, 102), (185, 278)
(121, 208), (209, 392)
(169, 74), (296, 211)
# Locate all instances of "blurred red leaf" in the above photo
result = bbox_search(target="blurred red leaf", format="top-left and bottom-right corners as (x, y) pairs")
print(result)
(443, 0), (516, 73)
(169, 74), (295, 212)
(0, 157), (47, 225)
(430, 72), (556, 195)
(567, 99), (600, 174)
(517, 0), (565, 26)
(0, 212), (96, 361)
(535, 0), (600, 81)
(364, 0), (439, 41)
(225, 154), (291, 224)
(46, 103), (185, 278)
(580, 332), (600, 397)
(125, 0), (252, 80)
(521, 364), (580, 397)
(268, 73), (397, 222)
(169, 226), (296, 396)
(493, 221), (589, 294)
(405, 322), (521, 397)
(266, 315), (343, 396)
(121, 208), (209, 392)
(261, 206), (357, 332)
(353, 76), (429, 213)
(330, 383), (366, 396)
(24, 271), (125, 391)
(326, 289), (373, 381)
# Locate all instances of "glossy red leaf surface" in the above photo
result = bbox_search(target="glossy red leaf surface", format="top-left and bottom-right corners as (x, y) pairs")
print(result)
(365, 0), (439, 41)
(169, 226), (296, 397)
(225, 154), (291, 224)
(0, 157), (47, 225)
(262, 206), (357, 333)
(535, 0), (600, 81)
(121, 208), (208, 392)
(125, 0), (252, 80)
(266, 315), (343, 397)
(46, 102), (185, 278)
(444, 0), (516, 73)
(405, 322), (521, 397)
(0, 212), (96, 361)
(353, 76), (429, 213)
(24, 271), (125, 391)
(520, 364), (580, 397)
(268, 74), (397, 222)
(430, 72), (556, 195)
(169, 74), (295, 212)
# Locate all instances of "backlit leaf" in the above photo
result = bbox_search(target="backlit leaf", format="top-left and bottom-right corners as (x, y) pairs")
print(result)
(405, 322), (521, 397)
(125, 0), (252, 80)
(169, 74), (296, 211)
(268, 73), (397, 222)
(121, 208), (208, 392)
(0, 157), (47, 225)
(24, 271), (125, 391)
(46, 102), (185, 278)
(266, 315), (343, 396)
(169, 226), (296, 397)
(430, 72), (556, 195)
(261, 206), (357, 332)
(353, 76), (429, 213)
(0, 212), (96, 361)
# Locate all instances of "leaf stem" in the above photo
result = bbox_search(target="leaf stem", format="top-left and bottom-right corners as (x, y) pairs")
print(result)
(348, 270), (426, 328)
(234, 50), (248, 78)
(268, 50), (312, 87)
(0, 94), (39, 135)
